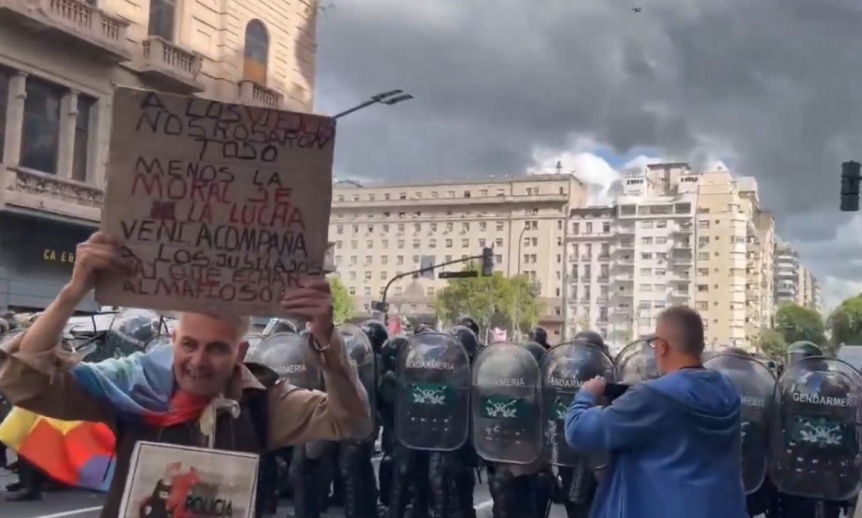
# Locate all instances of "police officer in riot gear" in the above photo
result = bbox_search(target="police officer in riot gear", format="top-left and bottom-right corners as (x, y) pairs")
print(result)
(706, 349), (776, 517)
(391, 331), (471, 518)
(768, 347), (862, 518)
(377, 335), (407, 511)
(335, 324), (379, 518)
(548, 333), (615, 518)
(246, 331), (326, 518)
(458, 315), (481, 337)
(476, 340), (545, 518)
(444, 325), (482, 518)
(529, 327), (550, 349)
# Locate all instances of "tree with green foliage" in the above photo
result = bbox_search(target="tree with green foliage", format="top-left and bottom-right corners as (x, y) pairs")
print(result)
(774, 302), (827, 348)
(327, 276), (353, 324)
(829, 294), (862, 349)
(435, 265), (542, 334)
(754, 329), (787, 360)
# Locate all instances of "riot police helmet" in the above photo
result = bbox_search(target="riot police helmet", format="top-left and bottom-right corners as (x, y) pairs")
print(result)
(574, 330), (604, 348)
(575, 330), (610, 356)
(381, 335), (408, 372)
(449, 325), (480, 358)
(360, 319), (389, 353)
(457, 315), (480, 336)
(415, 324), (435, 335)
(786, 341), (823, 365)
(522, 340), (547, 363)
(262, 318), (298, 336)
(530, 326), (550, 348)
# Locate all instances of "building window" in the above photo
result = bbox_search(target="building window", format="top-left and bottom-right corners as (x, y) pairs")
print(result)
(72, 95), (94, 182)
(148, 0), (176, 40)
(0, 69), (8, 162)
(21, 77), (62, 174)
(243, 20), (270, 84)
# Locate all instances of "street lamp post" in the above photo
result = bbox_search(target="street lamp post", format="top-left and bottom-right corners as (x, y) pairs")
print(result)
(513, 222), (529, 339)
(332, 89), (414, 120)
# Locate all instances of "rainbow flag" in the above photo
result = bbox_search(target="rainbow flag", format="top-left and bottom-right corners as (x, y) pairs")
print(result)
(0, 407), (115, 491)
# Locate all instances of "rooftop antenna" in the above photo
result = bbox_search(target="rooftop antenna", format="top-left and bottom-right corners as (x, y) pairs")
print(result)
(555, 160), (563, 175)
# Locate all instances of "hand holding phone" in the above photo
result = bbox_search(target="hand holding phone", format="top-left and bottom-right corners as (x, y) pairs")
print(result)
(602, 382), (631, 401)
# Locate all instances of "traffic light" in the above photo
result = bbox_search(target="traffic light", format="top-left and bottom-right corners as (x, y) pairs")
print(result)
(841, 160), (861, 212)
(481, 247), (493, 276)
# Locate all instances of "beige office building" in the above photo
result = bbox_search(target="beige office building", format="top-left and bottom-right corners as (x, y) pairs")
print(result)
(566, 163), (775, 351)
(329, 175), (588, 339)
(0, 0), (316, 309)
(796, 265), (822, 313)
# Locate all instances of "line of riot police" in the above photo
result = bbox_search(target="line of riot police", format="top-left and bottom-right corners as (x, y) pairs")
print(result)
(6, 308), (862, 518)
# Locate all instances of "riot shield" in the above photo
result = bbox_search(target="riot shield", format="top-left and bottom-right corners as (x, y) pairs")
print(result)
(471, 342), (541, 464)
(540, 340), (615, 467)
(705, 353), (775, 494)
(768, 356), (862, 501)
(395, 332), (470, 451)
(244, 333), (263, 353)
(262, 318), (299, 336)
(614, 338), (660, 384)
(339, 323), (377, 438)
(84, 309), (163, 363)
(144, 335), (173, 353)
(246, 332), (322, 389)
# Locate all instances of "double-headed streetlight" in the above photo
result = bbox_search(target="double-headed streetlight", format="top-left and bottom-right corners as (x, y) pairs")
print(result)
(332, 89), (414, 120)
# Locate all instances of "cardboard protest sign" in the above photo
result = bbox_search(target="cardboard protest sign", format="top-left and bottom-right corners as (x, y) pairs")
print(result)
(95, 87), (335, 317)
(118, 441), (258, 517)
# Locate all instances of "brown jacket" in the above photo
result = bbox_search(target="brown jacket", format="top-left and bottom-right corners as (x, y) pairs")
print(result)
(0, 331), (371, 517)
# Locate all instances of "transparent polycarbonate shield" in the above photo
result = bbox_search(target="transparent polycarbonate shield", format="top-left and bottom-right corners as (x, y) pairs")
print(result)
(244, 333), (263, 353)
(86, 309), (163, 362)
(768, 356), (862, 501)
(614, 338), (660, 384)
(143, 334), (173, 353)
(395, 332), (470, 451)
(262, 318), (299, 336)
(246, 332), (322, 389)
(705, 352), (775, 494)
(339, 323), (378, 437)
(541, 340), (615, 467)
(471, 343), (541, 464)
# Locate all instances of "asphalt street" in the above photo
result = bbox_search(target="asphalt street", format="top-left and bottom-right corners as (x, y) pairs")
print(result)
(0, 462), (571, 518)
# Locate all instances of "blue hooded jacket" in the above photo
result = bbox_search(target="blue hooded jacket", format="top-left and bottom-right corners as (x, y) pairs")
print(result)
(564, 369), (748, 518)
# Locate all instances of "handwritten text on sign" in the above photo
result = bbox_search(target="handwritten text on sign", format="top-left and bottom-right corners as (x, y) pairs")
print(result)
(95, 88), (335, 317)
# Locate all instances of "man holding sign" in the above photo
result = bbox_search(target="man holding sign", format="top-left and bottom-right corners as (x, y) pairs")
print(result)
(0, 231), (371, 517)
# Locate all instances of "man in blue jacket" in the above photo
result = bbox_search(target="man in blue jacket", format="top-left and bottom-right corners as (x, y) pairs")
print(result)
(564, 306), (747, 518)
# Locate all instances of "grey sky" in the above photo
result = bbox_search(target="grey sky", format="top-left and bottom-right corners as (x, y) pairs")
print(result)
(313, 0), (862, 310)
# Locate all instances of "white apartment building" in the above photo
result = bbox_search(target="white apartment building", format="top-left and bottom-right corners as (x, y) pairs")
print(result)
(567, 163), (775, 352)
(774, 239), (800, 306)
(329, 175), (588, 338)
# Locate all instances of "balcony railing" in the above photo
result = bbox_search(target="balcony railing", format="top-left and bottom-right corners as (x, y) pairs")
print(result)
(2, 167), (103, 222)
(0, 0), (130, 62)
(238, 79), (283, 109)
(139, 36), (204, 93)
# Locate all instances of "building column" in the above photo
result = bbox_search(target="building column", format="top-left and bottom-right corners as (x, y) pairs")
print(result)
(3, 72), (27, 167)
(56, 90), (78, 179)
(88, 97), (111, 187)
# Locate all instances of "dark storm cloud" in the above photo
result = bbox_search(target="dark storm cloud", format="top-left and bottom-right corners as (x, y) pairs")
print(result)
(315, 0), (862, 302)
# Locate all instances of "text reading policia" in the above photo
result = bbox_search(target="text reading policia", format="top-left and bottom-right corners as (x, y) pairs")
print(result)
(117, 92), (330, 305)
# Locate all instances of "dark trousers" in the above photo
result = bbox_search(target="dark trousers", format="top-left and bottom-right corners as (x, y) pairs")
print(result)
(18, 458), (44, 493)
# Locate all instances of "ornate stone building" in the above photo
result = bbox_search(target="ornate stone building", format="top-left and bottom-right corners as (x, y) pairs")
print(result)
(0, 0), (318, 309)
